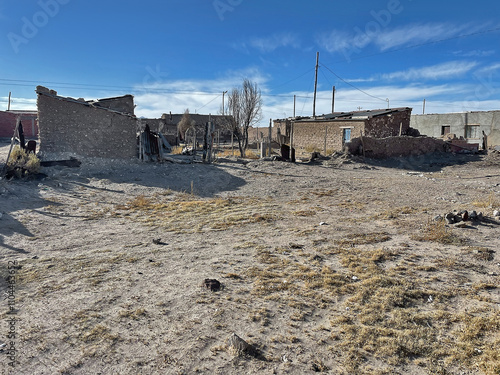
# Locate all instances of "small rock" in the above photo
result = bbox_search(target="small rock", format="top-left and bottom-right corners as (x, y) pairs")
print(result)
(226, 333), (260, 358)
(493, 210), (500, 217)
(203, 278), (221, 292)
(319, 222), (327, 226)
(455, 222), (468, 228)
(459, 210), (469, 221)
(469, 210), (478, 220)
(0, 212), (3, 219)
(433, 215), (443, 222)
(445, 212), (456, 224)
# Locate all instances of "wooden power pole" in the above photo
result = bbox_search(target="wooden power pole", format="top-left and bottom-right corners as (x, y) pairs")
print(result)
(313, 52), (319, 118)
(331, 86), (336, 113)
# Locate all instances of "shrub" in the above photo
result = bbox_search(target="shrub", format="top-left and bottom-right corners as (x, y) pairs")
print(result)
(6, 146), (40, 178)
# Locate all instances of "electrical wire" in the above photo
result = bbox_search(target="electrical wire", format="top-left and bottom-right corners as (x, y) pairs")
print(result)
(320, 63), (388, 103)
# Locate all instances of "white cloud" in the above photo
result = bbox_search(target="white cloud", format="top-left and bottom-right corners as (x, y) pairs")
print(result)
(379, 61), (479, 81)
(0, 96), (37, 110)
(374, 23), (467, 51)
(317, 23), (484, 56)
(453, 50), (496, 57)
(133, 67), (271, 118)
(249, 32), (301, 53)
(476, 63), (500, 75)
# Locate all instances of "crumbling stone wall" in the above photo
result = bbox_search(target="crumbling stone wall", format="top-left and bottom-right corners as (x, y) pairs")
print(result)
(365, 109), (411, 138)
(37, 86), (137, 159)
(292, 120), (365, 152)
(346, 136), (447, 158)
(92, 95), (135, 116)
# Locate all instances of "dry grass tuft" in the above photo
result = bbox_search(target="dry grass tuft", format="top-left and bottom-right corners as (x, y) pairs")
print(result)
(337, 232), (391, 247)
(115, 194), (280, 233)
(412, 219), (465, 245)
(473, 191), (500, 209)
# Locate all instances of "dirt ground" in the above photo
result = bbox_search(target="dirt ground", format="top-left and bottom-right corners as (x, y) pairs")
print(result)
(0, 139), (499, 375)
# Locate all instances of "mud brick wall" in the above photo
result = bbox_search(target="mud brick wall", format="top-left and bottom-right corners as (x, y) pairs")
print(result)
(93, 96), (135, 116)
(346, 136), (447, 158)
(292, 120), (365, 152)
(365, 109), (411, 138)
(37, 88), (137, 159)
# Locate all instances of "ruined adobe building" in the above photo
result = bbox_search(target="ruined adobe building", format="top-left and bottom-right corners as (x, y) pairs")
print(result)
(274, 108), (412, 152)
(141, 113), (234, 146)
(36, 86), (138, 159)
(410, 110), (500, 149)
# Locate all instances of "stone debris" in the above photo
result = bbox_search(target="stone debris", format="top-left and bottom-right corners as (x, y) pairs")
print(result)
(443, 210), (483, 225)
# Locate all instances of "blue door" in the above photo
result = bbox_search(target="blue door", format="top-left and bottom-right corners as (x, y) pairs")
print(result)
(343, 128), (351, 144)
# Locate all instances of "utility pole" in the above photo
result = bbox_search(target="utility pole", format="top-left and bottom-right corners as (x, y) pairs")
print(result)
(268, 119), (272, 157)
(331, 86), (336, 113)
(293, 95), (296, 118)
(222, 91), (227, 115)
(7, 92), (11, 111)
(313, 52), (319, 118)
(423, 99), (426, 114)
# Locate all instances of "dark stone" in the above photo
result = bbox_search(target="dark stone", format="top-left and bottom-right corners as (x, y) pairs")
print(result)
(203, 278), (221, 292)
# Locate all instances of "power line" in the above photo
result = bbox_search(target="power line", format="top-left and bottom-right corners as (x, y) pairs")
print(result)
(320, 63), (387, 103)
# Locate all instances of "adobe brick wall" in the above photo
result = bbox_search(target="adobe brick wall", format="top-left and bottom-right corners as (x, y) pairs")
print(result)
(37, 87), (137, 159)
(346, 136), (447, 158)
(93, 96), (135, 116)
(365, 109), (411, 138)
(292, 120), (365, 152)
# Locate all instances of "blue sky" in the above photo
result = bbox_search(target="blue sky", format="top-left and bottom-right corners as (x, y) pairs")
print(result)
(1, 0), (499, 126)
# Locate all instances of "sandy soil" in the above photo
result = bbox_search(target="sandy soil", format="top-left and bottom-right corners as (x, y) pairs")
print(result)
(0, 139), (499, 374)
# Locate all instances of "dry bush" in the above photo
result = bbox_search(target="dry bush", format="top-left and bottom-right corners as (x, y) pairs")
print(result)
(170, 145), (183, 155)
(6, 146), (40, 177)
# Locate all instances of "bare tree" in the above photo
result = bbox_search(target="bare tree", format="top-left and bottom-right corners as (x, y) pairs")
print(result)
(177, 108), (195, 141)
(226, 79), (262, 157)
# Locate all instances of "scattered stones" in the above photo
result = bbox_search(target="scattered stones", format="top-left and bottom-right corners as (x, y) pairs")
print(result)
(203, 278), (221, 292)
(444, 209), (484, 225)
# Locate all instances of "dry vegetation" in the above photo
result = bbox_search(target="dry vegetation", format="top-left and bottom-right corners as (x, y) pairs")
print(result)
(1, 148), (499, 374)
